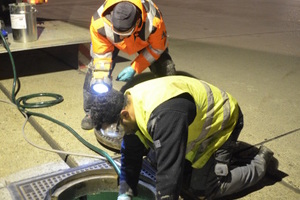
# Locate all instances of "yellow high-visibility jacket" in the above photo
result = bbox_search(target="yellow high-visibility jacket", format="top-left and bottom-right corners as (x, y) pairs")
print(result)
(125, 76), (240, 168)
(90, 0), (168, 74)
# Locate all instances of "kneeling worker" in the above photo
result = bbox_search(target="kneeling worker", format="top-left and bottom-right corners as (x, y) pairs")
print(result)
(91, 75), (274, 200)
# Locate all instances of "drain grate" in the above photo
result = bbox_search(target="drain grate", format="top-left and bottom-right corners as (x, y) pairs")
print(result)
(8, 160), (113, 200)
(8, 158), (156, 200)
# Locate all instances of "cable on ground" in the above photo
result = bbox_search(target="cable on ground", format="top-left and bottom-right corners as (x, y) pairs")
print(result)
(0, 32), (120, 176)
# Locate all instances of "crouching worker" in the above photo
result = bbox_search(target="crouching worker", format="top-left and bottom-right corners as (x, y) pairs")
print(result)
(91, 75), (274, 200)
(81, 0), (176, 130)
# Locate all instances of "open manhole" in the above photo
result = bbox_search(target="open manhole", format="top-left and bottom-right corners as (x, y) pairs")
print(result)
(44, 169), (155, 200)
(8, 158), (156, 200)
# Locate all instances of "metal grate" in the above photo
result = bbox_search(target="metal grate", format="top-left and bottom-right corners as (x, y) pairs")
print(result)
(8, 160), (114, 200)
(8, 158), (156, 200)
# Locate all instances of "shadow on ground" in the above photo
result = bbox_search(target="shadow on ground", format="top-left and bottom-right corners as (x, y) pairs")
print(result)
(0, 45), (130, 80)
(0, 45), (79, 80)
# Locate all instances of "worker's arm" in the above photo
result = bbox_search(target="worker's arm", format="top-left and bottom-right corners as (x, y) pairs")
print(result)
(131, 13), (168, 74)
(90, 16), (115, 77)
(119, 134), (146, 197)
(147, 94), (196, 199)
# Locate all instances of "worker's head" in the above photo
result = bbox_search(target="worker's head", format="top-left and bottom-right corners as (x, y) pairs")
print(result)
(119, 93), (139, 134)
(91, 88), (138, 135)
(91, 88), (124, 129)
(112, 2), (141, 37)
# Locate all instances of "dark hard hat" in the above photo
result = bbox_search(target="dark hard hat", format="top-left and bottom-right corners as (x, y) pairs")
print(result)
(112, 2), (139, 35)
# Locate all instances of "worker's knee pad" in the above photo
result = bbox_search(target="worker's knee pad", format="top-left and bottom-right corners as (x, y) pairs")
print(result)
(215, 163), (229, 177)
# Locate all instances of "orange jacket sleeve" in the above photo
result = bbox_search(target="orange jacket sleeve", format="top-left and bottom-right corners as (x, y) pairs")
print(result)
(90, 16), (115, 75)
(131, 12), (168, 73)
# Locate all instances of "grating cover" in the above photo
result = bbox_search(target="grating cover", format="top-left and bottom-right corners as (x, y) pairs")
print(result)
(8, 158), (156, 200)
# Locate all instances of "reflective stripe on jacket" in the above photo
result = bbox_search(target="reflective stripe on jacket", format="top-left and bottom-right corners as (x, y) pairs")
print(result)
(125, 76), (240, 168)
(90, 0), (168, 74)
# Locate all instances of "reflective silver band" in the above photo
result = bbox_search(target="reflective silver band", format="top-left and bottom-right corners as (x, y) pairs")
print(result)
(144, 0), (156, 39)
(186, 81), (214, 153)
(104, 22), (114, 43)
(91, 50), (112, 60)
(140, 47), (156, 64)
(186, 81), (231, 156)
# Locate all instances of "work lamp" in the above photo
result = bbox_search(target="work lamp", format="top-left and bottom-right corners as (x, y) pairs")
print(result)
(90, 76), (112, 94)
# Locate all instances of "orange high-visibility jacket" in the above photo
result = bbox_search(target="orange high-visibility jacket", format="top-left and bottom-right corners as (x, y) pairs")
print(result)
(90, 0), (168, 74)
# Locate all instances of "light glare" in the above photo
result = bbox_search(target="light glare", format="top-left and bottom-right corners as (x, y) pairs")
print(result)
(92, 83), (109, 94)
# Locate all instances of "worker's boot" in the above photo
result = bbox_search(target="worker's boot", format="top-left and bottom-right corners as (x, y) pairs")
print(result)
(266, 156), (279, 177)
(81, 114), (93, 130)
(257, 146), (274, 166)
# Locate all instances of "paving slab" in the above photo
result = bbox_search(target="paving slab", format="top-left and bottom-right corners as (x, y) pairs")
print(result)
(169, 38), (300, 199)
(0, 86), (69, 199)
(0, 69), (120, 164)
(0, 48), (127, 200)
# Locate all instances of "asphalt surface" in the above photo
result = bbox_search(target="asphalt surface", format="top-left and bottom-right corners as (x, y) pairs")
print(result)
(0, 0), (300, 199)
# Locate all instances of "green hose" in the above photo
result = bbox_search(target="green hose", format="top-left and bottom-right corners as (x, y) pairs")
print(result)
(0, 32), (120, 176)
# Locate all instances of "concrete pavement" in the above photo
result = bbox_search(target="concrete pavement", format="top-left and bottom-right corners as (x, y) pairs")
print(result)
(1, 0), (300, 199)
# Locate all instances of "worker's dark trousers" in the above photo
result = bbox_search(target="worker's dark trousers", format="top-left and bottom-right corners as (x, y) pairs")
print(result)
(83, 48), (176, 115)
(189, 109), (267, 199)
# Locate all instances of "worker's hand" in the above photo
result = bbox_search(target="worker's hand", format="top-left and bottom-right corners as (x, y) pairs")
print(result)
(117, 194), (132, 200)
(116, 66), (136, 82)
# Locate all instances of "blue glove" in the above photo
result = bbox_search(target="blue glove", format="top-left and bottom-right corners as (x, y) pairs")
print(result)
(117, 194), (131, 200)
(117, 66), (136, 82)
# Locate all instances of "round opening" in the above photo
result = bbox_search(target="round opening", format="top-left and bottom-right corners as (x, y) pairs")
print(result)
(45, 169), (156, 200)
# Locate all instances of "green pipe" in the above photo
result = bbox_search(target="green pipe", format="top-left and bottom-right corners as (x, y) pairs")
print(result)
(0, 32), (120, 176)
(0, 32), (17, 104)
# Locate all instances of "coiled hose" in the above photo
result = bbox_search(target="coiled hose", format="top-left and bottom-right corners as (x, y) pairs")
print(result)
(0, 31), (120, 176)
